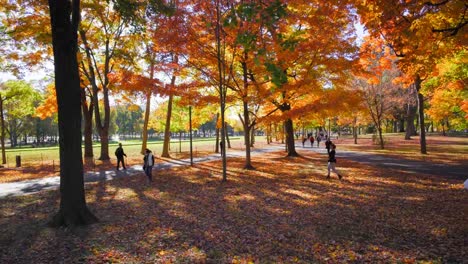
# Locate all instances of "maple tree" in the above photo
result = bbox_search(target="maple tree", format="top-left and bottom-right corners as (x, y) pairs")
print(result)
(221, 0), (278, 169)
(78, 0), (134, 160)
(109, 0), (177, 155)
(174, 0), (234, 180)
(0, 0), (53, 78)
(254, 0), (358, 157)
(355, 38), (407, 149)
(357, 0), (467, 153)
(137, 0), (188, 159)
(424, 51), (467, 133)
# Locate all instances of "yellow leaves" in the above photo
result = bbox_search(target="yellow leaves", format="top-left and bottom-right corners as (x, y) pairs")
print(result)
(34, 84), (57, 119)
(127, 104), (141, 112)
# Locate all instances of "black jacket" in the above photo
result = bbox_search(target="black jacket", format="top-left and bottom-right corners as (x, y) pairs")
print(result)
(328, 149), (336, 163)
(115, 147), (126, 158)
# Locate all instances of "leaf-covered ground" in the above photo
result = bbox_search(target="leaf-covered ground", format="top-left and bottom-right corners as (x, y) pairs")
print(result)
(1, 148), (467, 263)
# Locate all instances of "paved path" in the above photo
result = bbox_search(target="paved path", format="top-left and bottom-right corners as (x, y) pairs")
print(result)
(1, 143), (466, 198)
(298, 145), (467, 180)
(0, 146), (282, 198)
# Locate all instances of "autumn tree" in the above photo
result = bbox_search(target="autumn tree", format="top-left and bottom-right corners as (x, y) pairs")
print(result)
(0, 1), (53, 78)
(180, 0), (233, 180)
(48, 0), (97, 226)
(357, 0), (467, 153)
(78, 0), (138, 160)
(109, 0), (176, 155)
(424, 51), (468, 133)
(356, 38), (407, 148)
(140, 0), (187, 159)
(222, 0), (276, 169)
(257, 1), (358, 157)
(356, 72), (403, 149)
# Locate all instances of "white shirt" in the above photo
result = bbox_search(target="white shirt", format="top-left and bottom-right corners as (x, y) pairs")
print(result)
(146, 153), (154, 166)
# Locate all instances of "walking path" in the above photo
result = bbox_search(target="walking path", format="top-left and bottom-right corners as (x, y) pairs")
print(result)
(301, 145), (467, 180)
(1, 143), (466, 198)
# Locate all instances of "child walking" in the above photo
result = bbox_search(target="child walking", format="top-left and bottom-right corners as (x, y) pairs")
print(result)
(327, 144), (342, 180)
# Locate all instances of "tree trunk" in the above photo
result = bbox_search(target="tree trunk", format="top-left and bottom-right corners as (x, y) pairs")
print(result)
(215, 125), (220, 153)
(215, 0), (227, 182)
(141, 58), (155, 154)
(405, 103), (417, 140)
(215, 113), (220, 153)
(0, 97), (6, 164)
(239, 101), (254, 169)
(250, 125), (255, 147)
(399, 118), (405, 132)
(162, 76), (176, 158)
(81, 89), (93, 159)
(415, 75), (427, 154)
(353, 117), (358, 144)
(99, 128), (110, 160)
(141, 89), (152, 154)
(284, 118), (298, 157)
(441, 120), (446, 136)
(378, 127), (384, 149)
(79, 30), (109, 161)
(8, 123), (15, 147)
(225, 122), (231, 148)
(48, 0), (97, 227)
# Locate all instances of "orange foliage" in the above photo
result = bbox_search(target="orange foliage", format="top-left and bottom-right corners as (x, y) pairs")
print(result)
(108, 71), (162, 95)
(34, 84), (57, 119)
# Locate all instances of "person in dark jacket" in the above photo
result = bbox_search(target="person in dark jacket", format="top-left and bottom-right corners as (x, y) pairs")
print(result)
(115, 143), (127, 170)
(327, 144), (342, 180)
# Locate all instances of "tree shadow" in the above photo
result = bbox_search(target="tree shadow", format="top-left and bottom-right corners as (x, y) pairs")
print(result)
(2, 153), (467, 263)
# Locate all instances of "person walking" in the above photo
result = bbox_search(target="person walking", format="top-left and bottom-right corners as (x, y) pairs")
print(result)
(143, 149), (155, 183)
(327, 144), (342, 180)
(115, 143), (127, 170)
(316, 134), (321, 147)
(309, 135), (315, 147)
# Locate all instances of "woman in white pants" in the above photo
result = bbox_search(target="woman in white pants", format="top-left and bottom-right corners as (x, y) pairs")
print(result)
(327, 144), (342, 180)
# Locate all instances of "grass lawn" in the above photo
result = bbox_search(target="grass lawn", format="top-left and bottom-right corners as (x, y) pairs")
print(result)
(2, 137), (242, 167)
(0, 148), (466, 263)
(332, 133), (468, 166)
